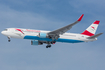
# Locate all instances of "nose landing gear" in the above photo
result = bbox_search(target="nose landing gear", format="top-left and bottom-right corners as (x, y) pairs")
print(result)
(7, 36), (11, 42)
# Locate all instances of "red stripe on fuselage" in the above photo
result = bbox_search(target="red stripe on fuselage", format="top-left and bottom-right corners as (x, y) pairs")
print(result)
(81, 30), (94, 36)
(16, 29), (24, 34)
(26, 29), (40, 32)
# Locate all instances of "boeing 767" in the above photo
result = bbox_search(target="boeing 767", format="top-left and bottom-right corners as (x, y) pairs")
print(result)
(1, 14), (103, 48)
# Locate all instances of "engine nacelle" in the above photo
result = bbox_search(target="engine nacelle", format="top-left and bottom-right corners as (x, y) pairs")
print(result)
(38, 33), (48, 38)
(31, 40), (43, 45)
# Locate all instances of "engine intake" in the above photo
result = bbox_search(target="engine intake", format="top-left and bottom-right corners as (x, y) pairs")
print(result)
(31, 40), (43, 45)
(38, 33), (48, 38)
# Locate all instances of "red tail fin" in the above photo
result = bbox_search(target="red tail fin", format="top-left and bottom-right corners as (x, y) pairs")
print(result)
(81, 20), (100, 36)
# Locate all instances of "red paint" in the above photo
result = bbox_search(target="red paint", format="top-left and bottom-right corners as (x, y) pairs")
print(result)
(26, 29), (40, 32)
(81, 30), (94, 36)
(91, 26), (95, 30)
(16, 29), (24, 34)
(78, 14), (84, 21)
(93, 20), (100, 24)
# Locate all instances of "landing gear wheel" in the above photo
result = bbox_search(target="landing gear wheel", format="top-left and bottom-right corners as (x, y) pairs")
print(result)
(8, 39), (11, 42)
(46, 44), (51, 48)
(46, 46), (48, 48)
(7, 36), (11, 42)
(49, 45), (51, 48)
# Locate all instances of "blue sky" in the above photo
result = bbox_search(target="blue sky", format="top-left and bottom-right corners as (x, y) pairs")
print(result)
(0, 0), (105, 70)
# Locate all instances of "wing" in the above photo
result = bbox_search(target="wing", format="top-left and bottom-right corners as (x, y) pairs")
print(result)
(47, 14), (84, 40)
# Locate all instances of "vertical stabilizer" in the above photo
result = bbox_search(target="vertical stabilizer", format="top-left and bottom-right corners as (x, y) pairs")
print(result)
(81, 20), (100, 36)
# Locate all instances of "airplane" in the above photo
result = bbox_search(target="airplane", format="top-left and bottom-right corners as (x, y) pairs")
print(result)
(1, 14), (103, 48)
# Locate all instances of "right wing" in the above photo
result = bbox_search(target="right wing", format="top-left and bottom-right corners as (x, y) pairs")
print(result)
(47, 14), (84, 40)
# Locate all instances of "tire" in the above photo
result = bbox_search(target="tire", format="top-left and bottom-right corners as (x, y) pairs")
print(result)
(46, 46), (48, 48)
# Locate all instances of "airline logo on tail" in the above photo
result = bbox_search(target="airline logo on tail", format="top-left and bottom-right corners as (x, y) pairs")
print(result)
(81, 20), (100, 36)
(91, 26), (95, 30)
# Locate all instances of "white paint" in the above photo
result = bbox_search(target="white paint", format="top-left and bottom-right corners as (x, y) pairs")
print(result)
(1, 28), (97, 43)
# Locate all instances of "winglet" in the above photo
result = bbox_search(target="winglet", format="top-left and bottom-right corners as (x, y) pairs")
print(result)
(93, 20), (100, 24)
(78, 14), (84, 21)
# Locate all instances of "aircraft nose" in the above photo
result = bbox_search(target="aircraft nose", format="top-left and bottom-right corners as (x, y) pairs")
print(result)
(1, 31), (4, 34)
(1, 31), (6, 35)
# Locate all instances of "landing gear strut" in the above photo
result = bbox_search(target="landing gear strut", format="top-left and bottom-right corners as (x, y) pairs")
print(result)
(7, 36), (11, 42)
(46, 44), (51, 48)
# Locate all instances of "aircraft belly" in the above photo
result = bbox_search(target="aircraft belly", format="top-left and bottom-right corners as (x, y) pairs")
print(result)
(57, 38), (84, 43)
(24, 35), (84, 43)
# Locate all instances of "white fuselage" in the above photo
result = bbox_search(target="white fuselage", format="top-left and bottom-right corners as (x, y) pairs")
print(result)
(1, 28), (97, 43)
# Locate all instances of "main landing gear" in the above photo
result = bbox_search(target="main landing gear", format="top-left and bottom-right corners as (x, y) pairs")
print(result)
(46, 44), (51, 48)
(45, 41), (56, 48)
(7, 36), (11, 42)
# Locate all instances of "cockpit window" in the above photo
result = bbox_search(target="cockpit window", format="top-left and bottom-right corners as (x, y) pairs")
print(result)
(4, 29), (7, 31)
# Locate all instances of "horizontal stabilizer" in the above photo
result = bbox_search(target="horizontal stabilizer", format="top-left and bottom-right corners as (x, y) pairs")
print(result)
(87, 33), (103, 39)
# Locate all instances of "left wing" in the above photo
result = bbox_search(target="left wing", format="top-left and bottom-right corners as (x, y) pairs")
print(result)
(47, 14), (84, 40)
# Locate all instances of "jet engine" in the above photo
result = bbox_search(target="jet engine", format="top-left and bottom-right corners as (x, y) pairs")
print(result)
(38, 33), (48, 38)
(31, 40), (43, 45)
